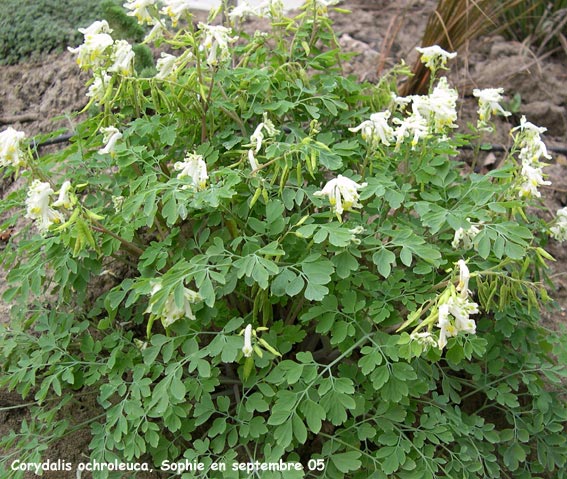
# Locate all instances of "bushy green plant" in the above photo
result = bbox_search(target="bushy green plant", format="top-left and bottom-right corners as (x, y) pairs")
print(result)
(1, 1), (567, 478)
(0, 0), (107, 65)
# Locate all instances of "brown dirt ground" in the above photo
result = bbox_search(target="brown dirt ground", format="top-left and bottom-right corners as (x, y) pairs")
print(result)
(0, 0), (566, 477)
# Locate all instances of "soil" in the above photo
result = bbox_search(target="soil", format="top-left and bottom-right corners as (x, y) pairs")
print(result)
(0, 0), (566, 477)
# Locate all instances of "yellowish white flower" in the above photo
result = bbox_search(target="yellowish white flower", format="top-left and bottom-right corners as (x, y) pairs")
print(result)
(518, 163), (550, 198)
(199, 23), (237, 66)
(248, 113), (278, 171)
(437, 303), (457, 350)
(146, 280), (201, 328)
(410, 330), (437, 348)
(436, 292), (478, 349)
(473, 87), (511, 130)
(173, 153), (208, 190)
(155, 52), (178, 80)
(412, 77), (458, 132)
(98, 126), (122, 156)
(108, 40), (135, 76)
(86, 71), (111, 102)
(550, 207), (567, 242)
(123, 0), (157, 25)
(392, 113), (429, 149)
(229, 0), (264, 22)
(416, 45), (457, 71)
(456, 259), (470, 298)
(68, 21), (114, 70)
(161, 0), (192, 27)
(452, 222), (481, 250)
(242, 324), (253, 357)
(0, 127), (27, 168)
(349, 111), (394, 147)
(25, 180), (64, 233)
(52, 181), (74, 209)
(313, 175), (367, 219)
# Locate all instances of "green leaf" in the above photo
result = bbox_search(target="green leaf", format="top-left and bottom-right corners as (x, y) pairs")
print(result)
(331, 451), (362, 473)
(372, 249), (396, 278)
(301, 399), (326, 434)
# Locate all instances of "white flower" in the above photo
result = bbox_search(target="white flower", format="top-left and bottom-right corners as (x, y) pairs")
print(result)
(313, 175), (367, 218)
(161, 0), (192, 27)
(456, 259), (470, 298)
(86, 71), (111, 102)
(0, 127), (27, 168)
(242, 324), (253, 357)
(518, 163), (550, 198)
(551, 207), (567, 242)
(393, 113), (429, 149)
(25, 180), (64, 233)
(349, 111), (394, 147)
(411, 77), (458, 132)
(410, 330), (437, 347)
(155, 52), (178, 80)
(416, 45), (457, 70)
(452, 222), (481, 250)
(173, 153), (208, 190)
(123, 0), (157, 25)
(68, 21), (114, 71)
(473, 88), (511, 129)
(447, 295), (478, 334)
(437, 304), (457, 350)
(98, 126), (122, 156)
(199, 23), (237, 66)
(52, 181), (74, 209)
(108, 40), (135, 76)
(248, 113), (278, 171)
(146, 280), (201, 328)
(229, 0), (264, 22)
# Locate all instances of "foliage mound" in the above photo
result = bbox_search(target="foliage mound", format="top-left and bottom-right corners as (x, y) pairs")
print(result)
(1, 1), (567, 478)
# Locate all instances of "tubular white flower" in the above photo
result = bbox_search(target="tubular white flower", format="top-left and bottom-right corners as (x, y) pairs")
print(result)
(313, 175), (367, 218)
(247, 113), (278, 171)
(551, 207), (567, 242)
(393, 113), (429, 149)
(108, 40), (135, 76)
(437, 304), (457, 350)
(52, 181), (74, 209)
(242, 324), (253, 357)
(146, 280), (201, 328)
(410, 330), (437, 347)
(229, 0), (264, 22)
(25, 180), (64, 233)
(349, 111), (394, 147)
(68, 21), (114, 71)
(123, 0), (157, 25)
(173, 153), (208, 190)
(98, 127), (123, 156)
(416, 45), (457, 70)
(456, 259), (470, 298)
(144, 22), (164, 43)
(411, 77), (458, 133)
(447, 295), (478, 334)
(155, 52), (178, 80)
(452, 222), (481, 250)
(518, 163), (550, 198)
(473, 88), (511, 128)
(199, 23), (237, 66)
(161, 0), (192, 27)
(86, 71), (111, 102)
(0, 127), (27, 168)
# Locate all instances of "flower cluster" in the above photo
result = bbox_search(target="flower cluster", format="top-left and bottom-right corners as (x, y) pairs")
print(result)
(173, 153), (208, 190)
(248, 113), (279, 171)
(123, 0), (158, 25)
(512, 116), (551, 199)
(0, 127), (27, 168)
(473, 87), (511, 131)
(351, 61), (459, 150)
(199, 23), (237, 66)
(436, 260), (479, 349)
(416, 45), (457, 71)
(146, 279), (202, 328)
(25, 180), (73, 234)
(313, 175), (367, 220)
(550, 207), (567, 242)
(452, 220), (481, 250)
